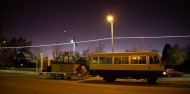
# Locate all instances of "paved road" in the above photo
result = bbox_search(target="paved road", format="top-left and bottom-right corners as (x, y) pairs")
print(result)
(0, 71), (190, 94)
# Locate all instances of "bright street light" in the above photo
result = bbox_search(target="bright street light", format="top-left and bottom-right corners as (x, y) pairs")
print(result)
(70, 40), (74, 43)
(107, 15), (113, 22)
(107, 15), (114, 52)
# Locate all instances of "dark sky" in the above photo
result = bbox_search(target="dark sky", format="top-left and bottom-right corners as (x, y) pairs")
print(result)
(1, 0), (190, 56)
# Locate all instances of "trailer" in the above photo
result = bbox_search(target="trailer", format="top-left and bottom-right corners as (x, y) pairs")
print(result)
(39, 63), (87, 79)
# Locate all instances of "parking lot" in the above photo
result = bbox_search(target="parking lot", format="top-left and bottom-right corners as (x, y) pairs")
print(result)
(0, 70), (190, 94)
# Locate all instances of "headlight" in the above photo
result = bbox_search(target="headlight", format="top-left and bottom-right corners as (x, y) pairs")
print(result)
(163, 72), (166, 75)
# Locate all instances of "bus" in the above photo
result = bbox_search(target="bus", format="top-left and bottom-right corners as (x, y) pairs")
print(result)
(89, 52), (165, 84)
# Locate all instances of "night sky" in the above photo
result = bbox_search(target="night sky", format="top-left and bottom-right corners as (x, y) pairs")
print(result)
(1, 0), (190, 56)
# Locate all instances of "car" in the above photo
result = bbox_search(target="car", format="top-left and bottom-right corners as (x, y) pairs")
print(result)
(163, 69), (183, 77)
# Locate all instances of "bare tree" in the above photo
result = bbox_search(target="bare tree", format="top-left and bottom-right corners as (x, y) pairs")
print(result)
(82, 42), (100, 65)
(75, 51), (81, 60)
(125, 39), (153, 52)
(139, 38), (145, 51)
(62, 51), (69, 63)
(131, 46), (138, 52)
(52, 41), (62, 62)
(88, 42), (95, 54)
(151, 49), (158, 53)
(30, 48), (41, 67)
(30, 48), (41, 60)
(94, 43), (105, 53)
(145, 41), (153, 51)
(138, 39), (153, 51)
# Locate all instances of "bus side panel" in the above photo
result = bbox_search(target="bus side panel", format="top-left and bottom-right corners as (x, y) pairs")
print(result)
(89, 69), (164, 79)
(90, 64), (165, 71)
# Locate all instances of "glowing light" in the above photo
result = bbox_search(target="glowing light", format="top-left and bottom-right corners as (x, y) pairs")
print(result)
(70, 40), (74, 43)
(107, 15), (113, 22)
(132, 57), (138, 59)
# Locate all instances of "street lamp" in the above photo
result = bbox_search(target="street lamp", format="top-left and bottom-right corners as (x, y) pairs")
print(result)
(107, 15), (114, 52)
(70, 39), (76, 57)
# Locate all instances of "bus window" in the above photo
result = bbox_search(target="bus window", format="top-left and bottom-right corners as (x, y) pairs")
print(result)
(149, 56), (154, 64)
(99, 57), (112, 64)
(153, 56), (160, 64)
(99, 57), (105, 64)
(122, 57), (129, 64)
(131, 56), (138, 64)
(139, 56), (146, 64)
(92, 57), (98, 64)
(149, 56), (160, 64)
(131, 56), (146, 64)
(106, 57), (112, 64)
(114, 57), (121, 64)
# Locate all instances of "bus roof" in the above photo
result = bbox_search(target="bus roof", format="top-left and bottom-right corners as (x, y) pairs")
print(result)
(91, 52), (160, 57)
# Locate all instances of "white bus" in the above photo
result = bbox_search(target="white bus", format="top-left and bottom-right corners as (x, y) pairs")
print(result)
(89, 52), (165, 84)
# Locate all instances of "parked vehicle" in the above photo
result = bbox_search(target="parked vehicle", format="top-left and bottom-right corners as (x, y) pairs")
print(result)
(163, 69), (183, 77)
(89, 52), (165, 84)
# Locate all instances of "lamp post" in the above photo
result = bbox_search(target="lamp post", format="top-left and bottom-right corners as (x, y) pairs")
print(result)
(70, 39), (75, 57)
(40, 52), (43, 72)
(107, 15), (114, 52)
(71, 36), (77, 58)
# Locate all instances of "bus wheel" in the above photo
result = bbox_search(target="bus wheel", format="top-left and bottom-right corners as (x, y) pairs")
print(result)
(67, 76), (71, 80)
(147, 76), (157, 84)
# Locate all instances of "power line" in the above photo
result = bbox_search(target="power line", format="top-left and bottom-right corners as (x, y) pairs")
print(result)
(114, 35), (190, 39)
(0, 35), (190, 49)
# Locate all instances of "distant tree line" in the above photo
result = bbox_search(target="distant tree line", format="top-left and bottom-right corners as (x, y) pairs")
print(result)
(162, 43), (190, 72)
(0, 33), (32, 68)
(125, 39), (158, 52)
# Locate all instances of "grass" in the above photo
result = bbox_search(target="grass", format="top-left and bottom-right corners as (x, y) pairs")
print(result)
(9, 68), (36, 72)
(184, 73), (190, 76)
